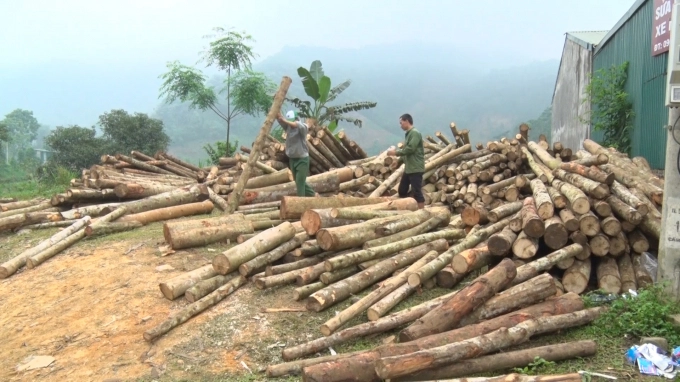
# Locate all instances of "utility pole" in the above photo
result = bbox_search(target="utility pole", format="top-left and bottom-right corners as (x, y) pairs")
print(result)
(658, 106), (680, 300)
(659, 0), (680, 300)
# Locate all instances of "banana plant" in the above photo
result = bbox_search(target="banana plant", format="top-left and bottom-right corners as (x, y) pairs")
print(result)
(287, 60), (377, 132)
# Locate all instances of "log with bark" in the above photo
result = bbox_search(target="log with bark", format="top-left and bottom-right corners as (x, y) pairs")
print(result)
(391, 340), (596, 381)
(297, 293), (585, 382)
(212, 221), (297, 274)
(373, 307), (605, 379)
(144, 275), (247, 342)
(399, 258), (517, 341)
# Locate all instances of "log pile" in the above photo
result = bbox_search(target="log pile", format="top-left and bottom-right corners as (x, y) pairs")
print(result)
(0, 90), (665, 381)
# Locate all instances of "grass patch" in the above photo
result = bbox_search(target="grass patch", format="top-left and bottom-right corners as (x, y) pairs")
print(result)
(0, 164), (75, 200)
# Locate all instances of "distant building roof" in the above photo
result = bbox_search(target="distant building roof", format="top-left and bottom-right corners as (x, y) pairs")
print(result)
(566, 31), (609, 48)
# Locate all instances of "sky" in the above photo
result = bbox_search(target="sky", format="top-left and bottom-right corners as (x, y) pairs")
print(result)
(0, 0), (637, 126)
(0, 0), (636, 69)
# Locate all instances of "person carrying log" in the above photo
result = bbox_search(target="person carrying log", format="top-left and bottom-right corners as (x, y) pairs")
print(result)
(276, 110), (319, 197)
(387, 113), (425, 209)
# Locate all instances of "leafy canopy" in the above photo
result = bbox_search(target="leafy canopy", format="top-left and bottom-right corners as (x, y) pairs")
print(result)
(582, 62), (634, 154)
(287, 60), (377, 130)
(158, 27), (275, 155)
(98, 109), (170, 155)
(45, 125), (108, 172)
(2, 108), (40, 149)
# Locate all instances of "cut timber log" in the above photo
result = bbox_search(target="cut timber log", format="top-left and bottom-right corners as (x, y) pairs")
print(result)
(144, 275), (246, 342)
(407, 216), (512, 287)
(308, 242), (445, 314)
(558, 161), (614, 184)
(159, 265), (219, 300)
(224, 77), (291, 212)
(298, 293), (585, 382)
(213, 222), (297, 274)
(374, 307), (604, 379)
(391, 340), (596, 381)
(530, 179), (554, 219)
(617, 252), (637, 293)
(316, 210), (430, 251)
(239, 232), (309, 276)
(509, 243), (582, 287)
(488, 226), (518, 256)
(185, 274), (237, 302)
(164, 220), (255, 250)
(280, 196), (389, 220)
(0, 216), (91, 279)
(551, 179), (590, 214)
(399, 258), (516, 341)
(84, 221), (143, 237)
(300, 209), (361, 236)
(562, 258), (591, 295)
(451, 244), (493, 274)
(520, 197), (544, 238)
(117, 200), (214, 225)
(597, 256), (622, 294)
(241, 173), (340, 205)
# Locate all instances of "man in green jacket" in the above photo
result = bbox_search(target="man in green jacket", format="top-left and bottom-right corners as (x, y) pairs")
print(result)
(387, 113), (425, 209)
(276, 110), (318, 197)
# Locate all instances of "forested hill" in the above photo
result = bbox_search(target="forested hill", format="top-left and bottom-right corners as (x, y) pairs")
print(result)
(155, 43), (559, 160)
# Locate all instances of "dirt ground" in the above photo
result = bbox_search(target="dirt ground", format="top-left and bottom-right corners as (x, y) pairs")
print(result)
(0, 216), (657, 382)
(0, 221), (420, 382)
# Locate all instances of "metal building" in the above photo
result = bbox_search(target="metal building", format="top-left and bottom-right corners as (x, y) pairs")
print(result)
(551, 31), (608, 151)
(591, 0), (670, 170)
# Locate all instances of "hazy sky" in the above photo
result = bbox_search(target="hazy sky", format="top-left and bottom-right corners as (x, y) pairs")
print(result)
(1, 0), (636, 70)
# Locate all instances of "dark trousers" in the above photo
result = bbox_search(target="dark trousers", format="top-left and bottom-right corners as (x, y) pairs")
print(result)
(398, 172), (425, 203)
(289, 157), (316, 197)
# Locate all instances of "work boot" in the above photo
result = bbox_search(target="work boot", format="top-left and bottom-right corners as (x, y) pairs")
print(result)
(417, 202), (425, 210)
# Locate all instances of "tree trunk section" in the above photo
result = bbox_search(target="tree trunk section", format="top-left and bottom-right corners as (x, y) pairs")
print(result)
(487, 201), (523, 223)
(512, 231), (538, 259)
(280, 195), (389, 220)
(159, 264), (218, 300)
(399, 258), (516, 341)
(520, 197), (544, 238)
(509, 243), (583, 287)
(391, 341), (597, 381)
(316, 211), (429, 251)
(0, 216), (91, 278)
(562, 258), (591, 294)
(374, 307), (604, 379)
(597, 256), (622, 294)
(117, 200), (213, 225)
(451, 244), (493, 274)
(543, 216), (568, 250)
(239, 232), (309, 276)
(488, 226), (518, 256)
(213, 221), (297, 274)
(84, 221), (143, 237)
(165, 221), (254, 250)
(530, 179), (554, 220)
(551, 179), (590, 214)
(299, 293), (585, 382)
(617, 252), (637, 293)
(309, 241), (445, 316)
(144, 275), (247, 342)
(185, 273), (238, 302)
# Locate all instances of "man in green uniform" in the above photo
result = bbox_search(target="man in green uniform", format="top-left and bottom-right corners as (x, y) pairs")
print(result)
(276, 110), (318, 197)
(387, 113), (425, 209)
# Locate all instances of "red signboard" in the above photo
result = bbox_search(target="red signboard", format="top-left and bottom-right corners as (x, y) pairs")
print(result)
(653, 0), (673, 56)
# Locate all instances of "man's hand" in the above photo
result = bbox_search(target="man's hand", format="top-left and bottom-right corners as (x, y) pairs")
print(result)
(387, 147), (396, 156)
(276, 113), (285, 124)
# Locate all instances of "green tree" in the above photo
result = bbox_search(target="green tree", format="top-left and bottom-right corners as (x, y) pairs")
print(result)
(98, 109), (170, 155)
(287, 60), (377, 129)
(1, 109), (41, 159)
(582, 62), (634, 154)
(0, 122), (8, 142)
(203, 139), (239, 165)
(45, 125), (108, 172)
(159, 27), (274, 152)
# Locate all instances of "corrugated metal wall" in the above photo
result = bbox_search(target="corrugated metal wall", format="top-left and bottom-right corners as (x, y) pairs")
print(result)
(552, 38), (593, 150)
(592, 0), (668, 169)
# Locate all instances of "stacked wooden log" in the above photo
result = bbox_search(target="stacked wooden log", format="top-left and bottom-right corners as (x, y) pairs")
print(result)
(0, 108), (665, 380)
